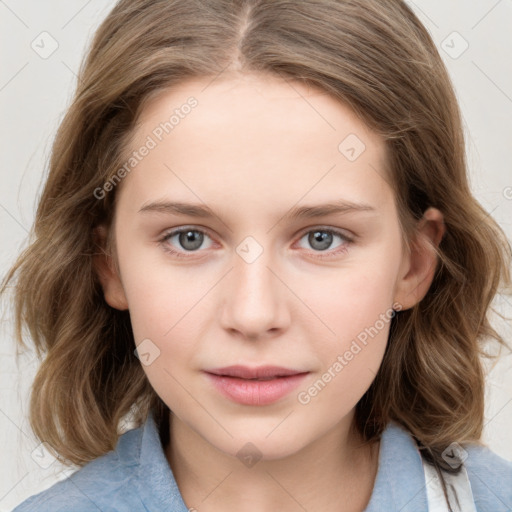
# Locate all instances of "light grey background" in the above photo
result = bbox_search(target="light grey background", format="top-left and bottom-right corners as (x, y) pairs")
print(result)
(1, 1), (511, 510)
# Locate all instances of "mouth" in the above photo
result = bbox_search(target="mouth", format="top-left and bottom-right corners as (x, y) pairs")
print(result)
(205, 365), (308, 380)
(203, 365), (310, 405)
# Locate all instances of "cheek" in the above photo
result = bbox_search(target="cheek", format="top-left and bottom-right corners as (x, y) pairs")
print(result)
(304, 258), (399, 345)
(117, 235), (206, 339)
(124, 269), (204, 410)
(126, 276), (207, 376)
(116, 247), (212, 398)
(296, 296), (391, 417)
(294, 250), (398, 402)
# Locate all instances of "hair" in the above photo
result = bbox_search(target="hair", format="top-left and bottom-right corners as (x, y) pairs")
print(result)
(2, 0), (511, 491)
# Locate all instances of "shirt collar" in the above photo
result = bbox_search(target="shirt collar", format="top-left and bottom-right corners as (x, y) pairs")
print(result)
(136, 408), (190, 511)
(364, 421), (428, 511)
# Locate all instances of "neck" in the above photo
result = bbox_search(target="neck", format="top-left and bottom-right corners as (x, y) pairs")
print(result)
(164, 411), (380, 512)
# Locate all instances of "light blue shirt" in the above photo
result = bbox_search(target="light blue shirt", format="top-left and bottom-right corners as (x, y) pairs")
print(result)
(12, 408), (512, 511)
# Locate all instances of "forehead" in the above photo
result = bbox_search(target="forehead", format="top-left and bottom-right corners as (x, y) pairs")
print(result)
(119, 73), (393, 216)
(135, 72), (383, 152)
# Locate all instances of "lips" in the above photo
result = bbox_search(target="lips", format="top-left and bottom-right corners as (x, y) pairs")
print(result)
(205, 365), (307, 380)
(203, 366), (310, 405)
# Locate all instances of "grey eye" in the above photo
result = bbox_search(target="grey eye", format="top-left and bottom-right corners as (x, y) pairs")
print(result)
(163, 228), (213, 253)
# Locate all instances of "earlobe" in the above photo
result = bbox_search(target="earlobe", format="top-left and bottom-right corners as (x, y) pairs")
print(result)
(394, 207), (446, 311)
(92, 225), (129, 311)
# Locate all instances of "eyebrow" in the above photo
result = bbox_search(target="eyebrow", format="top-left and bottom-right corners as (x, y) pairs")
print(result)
(138, 199), (376, 221)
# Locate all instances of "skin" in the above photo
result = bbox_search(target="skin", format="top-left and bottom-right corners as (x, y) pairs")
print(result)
(95, 72), (445, 512)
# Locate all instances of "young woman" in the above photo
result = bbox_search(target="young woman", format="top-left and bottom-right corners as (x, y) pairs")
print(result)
(4, 0), (511, 510)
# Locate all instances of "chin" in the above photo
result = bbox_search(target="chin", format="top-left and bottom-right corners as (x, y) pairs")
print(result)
(217, 428), (310, 463)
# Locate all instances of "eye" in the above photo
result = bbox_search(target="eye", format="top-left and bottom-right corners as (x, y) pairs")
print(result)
(295, 227), (353, 258)
(158, 226), (354, 260)
(159, 227), (214, 258)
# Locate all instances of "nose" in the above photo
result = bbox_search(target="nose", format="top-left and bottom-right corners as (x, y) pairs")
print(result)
(219, 244), (291, 341)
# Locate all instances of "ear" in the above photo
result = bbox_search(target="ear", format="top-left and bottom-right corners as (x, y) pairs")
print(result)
(393, 207), (446, 311)
(92, 224), (129, 311)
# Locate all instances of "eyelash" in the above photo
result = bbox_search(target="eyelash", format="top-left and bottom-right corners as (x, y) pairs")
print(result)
(158, 226), (354, 260)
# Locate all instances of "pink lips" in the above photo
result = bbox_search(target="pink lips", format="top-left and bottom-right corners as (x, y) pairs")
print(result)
(204, 365), (309, 405)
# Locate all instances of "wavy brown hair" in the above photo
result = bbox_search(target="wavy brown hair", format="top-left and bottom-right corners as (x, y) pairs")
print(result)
(2, 0), (511, 483)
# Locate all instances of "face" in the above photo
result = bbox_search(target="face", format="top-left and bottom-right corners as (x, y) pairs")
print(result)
(96, 72), (437, 461)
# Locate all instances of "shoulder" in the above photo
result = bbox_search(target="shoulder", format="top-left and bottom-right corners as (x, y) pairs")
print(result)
(463, 442), (512, 511)
(371, 422), (512, 512)
(12, 426), (146, 512)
